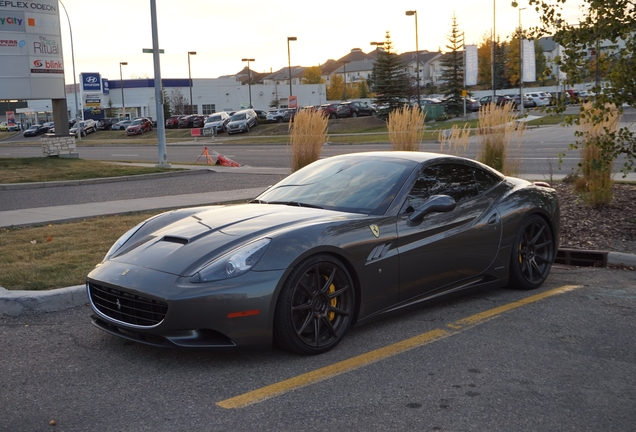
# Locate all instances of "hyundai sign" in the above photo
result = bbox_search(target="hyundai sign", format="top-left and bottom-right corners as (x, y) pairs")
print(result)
(82, 73), (101, 92)
(0, 0), (65, 99)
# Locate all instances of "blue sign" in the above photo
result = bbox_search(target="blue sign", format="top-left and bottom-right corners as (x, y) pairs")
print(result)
(81, 72), (101, 91)
(102, 78), (109, 95)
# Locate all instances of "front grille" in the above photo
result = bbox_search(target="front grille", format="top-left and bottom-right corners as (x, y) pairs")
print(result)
(88, 282), (168, 327)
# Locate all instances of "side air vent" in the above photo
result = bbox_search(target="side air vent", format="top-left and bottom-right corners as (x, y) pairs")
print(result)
(367, 242), (393, 263)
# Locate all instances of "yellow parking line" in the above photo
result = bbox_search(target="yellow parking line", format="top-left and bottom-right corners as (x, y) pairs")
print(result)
(216, 284), (582, 409)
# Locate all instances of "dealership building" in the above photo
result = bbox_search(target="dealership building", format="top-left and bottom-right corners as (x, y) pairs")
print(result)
(22, 72), (327, 124)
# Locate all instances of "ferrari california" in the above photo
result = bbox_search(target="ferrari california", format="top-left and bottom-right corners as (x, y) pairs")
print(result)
(87, 152), (560, 355)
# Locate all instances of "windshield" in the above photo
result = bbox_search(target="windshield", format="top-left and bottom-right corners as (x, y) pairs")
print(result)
(131, 119), (142, 125)
(231, 113), (246, 121)
(255, 156), (415, 215)
(206, 115), (222, 122)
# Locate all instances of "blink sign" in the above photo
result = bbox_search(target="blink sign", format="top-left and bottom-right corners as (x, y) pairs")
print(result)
(0, 0), (65, 99)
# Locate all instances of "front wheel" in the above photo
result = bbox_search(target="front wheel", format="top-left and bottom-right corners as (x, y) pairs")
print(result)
(274, 255), (355, 355)
(509, 215), (555, 290)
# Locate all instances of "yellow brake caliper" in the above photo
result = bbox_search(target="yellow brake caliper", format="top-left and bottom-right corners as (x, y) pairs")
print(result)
(325, 276), (337, 321)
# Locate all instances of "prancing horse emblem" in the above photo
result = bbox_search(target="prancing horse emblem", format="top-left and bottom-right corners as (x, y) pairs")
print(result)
(115, 299), (122, 311)
(369, 224), (380, 238)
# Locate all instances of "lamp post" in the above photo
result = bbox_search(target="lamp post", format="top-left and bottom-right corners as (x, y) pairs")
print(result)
(519, 7), (526, 116)
(242, 58), (255, 108)
(406, 10), (420, 105)
(287, 36), (297, 103)
(59, 1), (78, 135)
(492, 0), (496, 99)
(370, 41), (384, 50)
(341, 60), (350, 101)
(119, 62), (127, 119)
(187, 51), (196, 114)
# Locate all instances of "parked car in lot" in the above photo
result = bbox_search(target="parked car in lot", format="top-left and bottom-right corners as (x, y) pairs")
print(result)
(578, 90), (594, 103)
(192, 115), (207, 128)
(508, 94), (536, 108)
(525, 92), (550, 107)
(69, 119), (97, 137)
(254, 109), (268, 120)
(97, 118), (121, 130)
(337, 101), (376, 118)
(226, 109), (258, 134)
(111, 120), (132, 131)
(23, 124), (49, 137)
(319, 103), (340, 119)
(203, 111), (231, 134)
(283, 108), (297, 122)
(0, 122), (10, 132)
(178, 115), (198, 128)
(266, 109), (286, 123)
(87, 151), (559, 354)
(126, 118), (153, 136)
(465, 98), (481, 112)
(165, 115), (181, 129)
(479, 95), (514, 108)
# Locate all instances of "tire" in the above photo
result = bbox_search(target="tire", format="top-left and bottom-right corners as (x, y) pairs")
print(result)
(352, 111), (358, 118)
(274, 254), (355, 355)
(508, 214), (555, 290)
(329, 113), (336, 119)
(277, 117), (283, 123)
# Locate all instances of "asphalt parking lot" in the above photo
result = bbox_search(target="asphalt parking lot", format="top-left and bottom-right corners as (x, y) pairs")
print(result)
(1, 264), (634, 431)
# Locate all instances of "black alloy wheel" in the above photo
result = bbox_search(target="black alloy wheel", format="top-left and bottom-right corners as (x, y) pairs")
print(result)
(274, 255), (355, 355)
(509, 215), (555, 290)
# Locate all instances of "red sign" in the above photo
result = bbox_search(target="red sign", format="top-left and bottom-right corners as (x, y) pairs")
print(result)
(289, 95), (298, 109)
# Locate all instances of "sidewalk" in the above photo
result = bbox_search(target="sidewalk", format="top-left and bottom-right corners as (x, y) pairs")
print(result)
(1, 164), (635, 317)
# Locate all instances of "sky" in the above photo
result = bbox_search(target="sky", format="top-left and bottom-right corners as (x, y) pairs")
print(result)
(56, 0), (586, 85)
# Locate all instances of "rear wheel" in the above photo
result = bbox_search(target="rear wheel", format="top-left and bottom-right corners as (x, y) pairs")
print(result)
(509, 215), (555, 290)
(274, 255), (355, 355)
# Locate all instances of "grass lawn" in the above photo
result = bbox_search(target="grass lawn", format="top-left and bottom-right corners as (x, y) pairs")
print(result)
(0, 158), (181, 184)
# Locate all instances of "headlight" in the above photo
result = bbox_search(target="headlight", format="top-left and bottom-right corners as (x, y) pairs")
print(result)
(190, 238), (271, 283)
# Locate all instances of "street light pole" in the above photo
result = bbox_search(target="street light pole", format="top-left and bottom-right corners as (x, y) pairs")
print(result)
(187, 51), (196, 114)
(406, 10), (420, 105)
(519, 7), (526, 116)
(242, 58), (255, 108)
(492, 0), (496, 99)
(341, 60), (350, 101)
(287, 36), (297, 105)
(119, 61), (127, 119)
(59, 0), (78, 134)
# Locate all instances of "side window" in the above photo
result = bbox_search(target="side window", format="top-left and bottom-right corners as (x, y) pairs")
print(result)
(404, 164), (479, 211)
(474, 167), (501, 193)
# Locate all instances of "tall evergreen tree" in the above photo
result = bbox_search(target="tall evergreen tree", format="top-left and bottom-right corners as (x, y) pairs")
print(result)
(440, 13), (465, 115)
(371, 31), (409, 117)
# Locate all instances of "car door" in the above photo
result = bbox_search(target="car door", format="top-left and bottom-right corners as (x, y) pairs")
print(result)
(396, 162), (502, 302)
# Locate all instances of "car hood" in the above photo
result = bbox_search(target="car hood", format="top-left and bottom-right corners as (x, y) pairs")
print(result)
(109, 203), (362, 276)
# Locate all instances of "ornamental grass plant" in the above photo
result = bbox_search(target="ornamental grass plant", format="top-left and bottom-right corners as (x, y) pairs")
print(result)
(474, 103), (525, 176)
(387, 104), (426, 151)
(575, 101), (622, 207)
(288, 109), (329, 172)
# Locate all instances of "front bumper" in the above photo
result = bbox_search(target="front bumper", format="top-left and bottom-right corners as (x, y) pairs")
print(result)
(86, 260), (286, 349)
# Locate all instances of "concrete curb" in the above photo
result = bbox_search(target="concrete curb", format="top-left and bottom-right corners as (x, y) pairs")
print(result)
(0, 285), (87, 317)
(1, 251), (633, 317)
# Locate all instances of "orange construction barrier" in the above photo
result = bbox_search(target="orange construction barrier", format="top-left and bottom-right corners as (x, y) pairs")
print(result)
(216, 153), (241, 167)
(194, 146), (216, 165)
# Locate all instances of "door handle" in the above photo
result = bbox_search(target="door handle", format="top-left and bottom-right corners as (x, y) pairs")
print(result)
(487, 212), (500, 224)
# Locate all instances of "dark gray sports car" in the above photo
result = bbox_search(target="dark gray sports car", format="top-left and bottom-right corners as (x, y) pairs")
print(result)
(87, 152), (560, 355)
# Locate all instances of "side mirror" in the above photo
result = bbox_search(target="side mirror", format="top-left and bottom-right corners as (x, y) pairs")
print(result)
(408, 195), (456, 223)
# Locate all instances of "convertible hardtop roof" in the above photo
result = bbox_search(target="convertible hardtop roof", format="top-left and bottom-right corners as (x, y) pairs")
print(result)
(330, 151), (505, 178)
